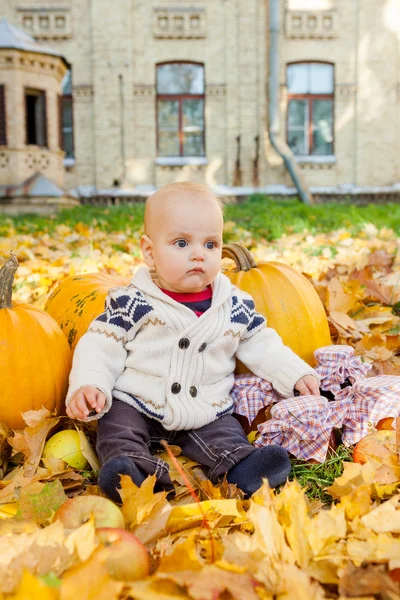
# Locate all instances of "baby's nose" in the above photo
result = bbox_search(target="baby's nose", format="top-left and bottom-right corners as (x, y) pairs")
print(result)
(191, 246), (205, 260)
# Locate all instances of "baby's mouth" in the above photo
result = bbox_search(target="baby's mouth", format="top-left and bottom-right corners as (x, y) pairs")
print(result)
(188, 267), (204, 274)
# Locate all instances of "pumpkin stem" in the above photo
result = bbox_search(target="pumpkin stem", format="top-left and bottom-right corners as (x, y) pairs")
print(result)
(0, 253), (18, 309)
(221, 243), (257, 272)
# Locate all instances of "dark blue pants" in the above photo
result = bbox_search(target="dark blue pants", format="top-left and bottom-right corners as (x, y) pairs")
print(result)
(96, 399), (255, 490)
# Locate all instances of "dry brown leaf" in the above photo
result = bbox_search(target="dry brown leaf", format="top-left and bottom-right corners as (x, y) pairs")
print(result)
(9, 409), (60, 479)
(339, 563), (399, 600)
(326, 278), (360, 314)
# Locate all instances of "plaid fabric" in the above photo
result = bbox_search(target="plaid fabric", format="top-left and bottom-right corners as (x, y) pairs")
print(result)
(338, 376), (400, 445)
(231, 346), (400, 462)
(254, 395), (348, 462)
(314, 344), (371, 395)
(230, 375), (282, 424)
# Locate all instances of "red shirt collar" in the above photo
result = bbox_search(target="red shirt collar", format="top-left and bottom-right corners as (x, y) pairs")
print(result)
(160, 285), (212, 303)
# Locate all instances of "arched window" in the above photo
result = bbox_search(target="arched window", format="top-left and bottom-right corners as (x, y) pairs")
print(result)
(156, 62), (205, 157)
(287, 62), (334, 156)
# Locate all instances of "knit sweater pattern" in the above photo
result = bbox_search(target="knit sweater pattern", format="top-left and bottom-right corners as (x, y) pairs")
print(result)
(66, 266), (318, 430)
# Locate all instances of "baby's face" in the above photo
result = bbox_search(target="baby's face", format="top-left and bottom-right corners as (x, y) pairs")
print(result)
(142, 194), (223, 293)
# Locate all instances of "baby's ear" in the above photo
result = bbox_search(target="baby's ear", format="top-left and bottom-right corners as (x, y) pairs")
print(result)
(140, 234), (155, 267)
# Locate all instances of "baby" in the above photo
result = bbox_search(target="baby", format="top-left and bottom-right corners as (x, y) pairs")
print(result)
(66, 182), (319, 501)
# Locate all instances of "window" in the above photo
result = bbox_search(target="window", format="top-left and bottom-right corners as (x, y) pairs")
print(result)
(287, 62), (334, 156)
(25, 88), (47, 147)
(0, 85), (6, 146)
(60, 70), (74, 158)
(156, 62), (205, 157)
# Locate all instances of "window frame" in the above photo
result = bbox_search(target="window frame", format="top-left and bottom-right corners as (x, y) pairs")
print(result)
(60, 93), (74, 159)
(0, 85), (7, 146)
(156, 61), (206, 158)
(60, 70), (74, 159)
(286, 61), (335, 157)
(24, 87), (48, 148)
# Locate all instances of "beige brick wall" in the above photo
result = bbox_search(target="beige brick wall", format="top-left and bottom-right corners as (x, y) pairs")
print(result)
(1, 0), (400, 192)
(0, 48), (66, 186)
(275, 0), (400, 189)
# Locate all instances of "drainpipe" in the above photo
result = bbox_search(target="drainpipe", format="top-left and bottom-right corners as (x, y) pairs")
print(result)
(268, 0), (313, 204)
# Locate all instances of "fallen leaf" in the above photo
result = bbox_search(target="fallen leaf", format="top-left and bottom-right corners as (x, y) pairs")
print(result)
(361, 495), (400, 534)
(158, 565), (260, 600)
(59, 552), (123, 600)
(339, 563), (399, 600)
(15, 480), (67, 526)
(8, 570), (58, 600)
(9, 409), (60, 479)
(326, 462), (376, 500)
(75, 427), (100, 474)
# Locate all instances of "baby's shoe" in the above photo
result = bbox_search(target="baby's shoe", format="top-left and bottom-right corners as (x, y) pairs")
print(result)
(227, 446), (291, 496)
(98, 455), (146, 503)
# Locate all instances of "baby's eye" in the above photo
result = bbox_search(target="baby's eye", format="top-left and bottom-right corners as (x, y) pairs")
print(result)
(175, 239), (188, 248)
(205, 241), (216, 249)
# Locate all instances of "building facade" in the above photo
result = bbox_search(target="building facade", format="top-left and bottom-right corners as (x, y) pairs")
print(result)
(0, 0), (399, 199)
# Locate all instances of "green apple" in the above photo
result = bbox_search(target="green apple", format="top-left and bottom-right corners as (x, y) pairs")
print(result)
(43, 429), (88, 470)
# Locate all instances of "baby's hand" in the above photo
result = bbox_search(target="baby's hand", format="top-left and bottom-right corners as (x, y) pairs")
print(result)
(294, 375), (320, 396)
(66, 385), (106, 420)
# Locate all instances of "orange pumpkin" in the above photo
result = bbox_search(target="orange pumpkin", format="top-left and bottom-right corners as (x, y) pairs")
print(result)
(45, 272), (127, 351)
(0, 254), (71, 429)
(222, 243), (331, 367)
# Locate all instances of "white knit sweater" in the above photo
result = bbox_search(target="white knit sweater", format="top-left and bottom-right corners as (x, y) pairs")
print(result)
(66, 267), (318, 430)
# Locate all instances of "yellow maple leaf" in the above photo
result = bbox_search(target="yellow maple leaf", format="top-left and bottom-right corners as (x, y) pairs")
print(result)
(361, 494), (400, 534)
(338, 484), (372, 520)
(8, 570), (58, 600)
(167, 499), (244, 534)
(326, 462), (376, 500)
(247, 482), (294, 564)
(64, 517), (97, 562)
(158, 535), (203, 573)
(60, 552), (123, 600)
(273, 480), (312, 569)
(306, 505), (347, 557)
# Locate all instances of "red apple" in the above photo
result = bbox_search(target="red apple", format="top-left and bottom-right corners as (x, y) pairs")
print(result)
(390, 568), (400, 582)
(95, 527), (150, 581)
(54, 495), (125, 530)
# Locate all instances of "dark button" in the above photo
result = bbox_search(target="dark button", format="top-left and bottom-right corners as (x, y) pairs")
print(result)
(171, 382), (181, 394)
(198, 343), (207, 353)
(189, 386), (198, 398)
(179, 338), (190, 350)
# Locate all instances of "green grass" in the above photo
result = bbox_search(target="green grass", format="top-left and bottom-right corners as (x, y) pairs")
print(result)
(287, 444), (353, 505)
(2, 195), (400, 241)
(224, 195), (400, 241)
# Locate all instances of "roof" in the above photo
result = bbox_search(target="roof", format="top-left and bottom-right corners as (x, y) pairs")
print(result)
(0, 172), (72, 198)
(0, 19), (68, 65)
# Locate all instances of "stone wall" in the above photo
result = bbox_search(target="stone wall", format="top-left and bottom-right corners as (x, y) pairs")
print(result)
(1, 0), (400, 192)
(0, 47), (67, 187)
